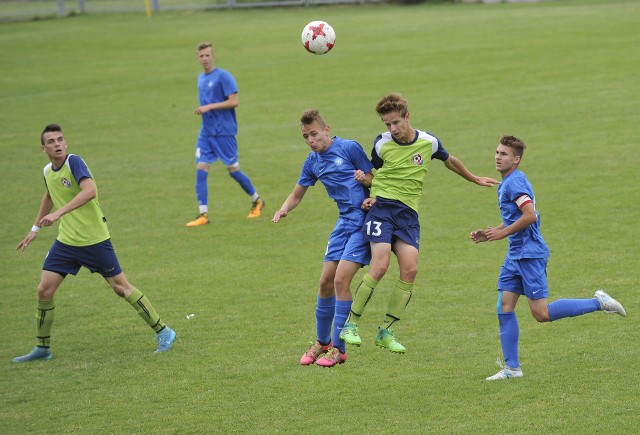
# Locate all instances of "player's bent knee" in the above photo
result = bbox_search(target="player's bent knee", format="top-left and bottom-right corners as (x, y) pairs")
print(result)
(532, 310), (551, 323)
(369, 265), (389, 280)
(400, 268), (417, 283)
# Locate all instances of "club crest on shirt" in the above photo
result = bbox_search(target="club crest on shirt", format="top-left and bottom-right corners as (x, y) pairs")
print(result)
(411, 153), (423, 165)
(61, 178), (71, 188)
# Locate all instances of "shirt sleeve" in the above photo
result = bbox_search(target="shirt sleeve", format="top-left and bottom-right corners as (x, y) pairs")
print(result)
(371, 135), (384, 169)
(222, 70), (239, 98)
(68, 155), (92, 185)
(297, 154), (317, 187)
(431, 136), (450, 161)
(507, 175), (533, 205)
(347, 141), (374, 173)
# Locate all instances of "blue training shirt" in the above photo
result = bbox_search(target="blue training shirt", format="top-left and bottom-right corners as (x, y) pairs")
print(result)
(498, 169), (550, 260)
(298, 136), (374, 222)
(198, 68), (238, 136)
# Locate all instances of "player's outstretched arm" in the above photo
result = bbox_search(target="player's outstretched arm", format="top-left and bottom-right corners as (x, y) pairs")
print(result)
(444, 155), (499, 187)
(272, 184), (308, 223)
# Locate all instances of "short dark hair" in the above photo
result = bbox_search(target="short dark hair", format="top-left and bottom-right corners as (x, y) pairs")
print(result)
(197, 42), (213, 52)
(500, 135), (526, 157)
(41, 124), (62, 145)
(300, 109), (326, 128)
(376, 93), (408, 117)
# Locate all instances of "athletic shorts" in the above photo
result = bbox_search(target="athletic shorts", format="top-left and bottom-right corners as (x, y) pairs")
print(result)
(325, 216), (371, 266)
(195, 134), (238, 166)
(43, 239), (123, 278)
(362, 197), (420, 250)
(497, 257), (549, 300)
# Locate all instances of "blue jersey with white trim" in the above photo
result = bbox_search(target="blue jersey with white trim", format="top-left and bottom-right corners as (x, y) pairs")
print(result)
(498, 169), (549, 259)
(198, 68), (238, 136)
(298, 137), (374, 222)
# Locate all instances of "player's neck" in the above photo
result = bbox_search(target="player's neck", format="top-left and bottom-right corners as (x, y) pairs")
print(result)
(394, 128), (416, 144)
(500, 166), (518, 179)
(50, 154), (68, 170)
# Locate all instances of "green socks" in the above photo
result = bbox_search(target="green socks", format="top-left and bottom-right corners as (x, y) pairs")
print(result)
(381, 279), (413, 329)
(125, 288), (165, 333)
(33, 290), (164, 349)
(36, 299), (55, 348)
(347, 274), (379, 324)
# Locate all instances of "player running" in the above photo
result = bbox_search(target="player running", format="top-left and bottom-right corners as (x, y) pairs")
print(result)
(470, 135), (626, 380)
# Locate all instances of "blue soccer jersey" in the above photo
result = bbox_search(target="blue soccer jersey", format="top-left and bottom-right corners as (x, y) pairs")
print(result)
(298, 136), (374, 223)
(197, 68), (238, 136)
(498, 169), (549, 260)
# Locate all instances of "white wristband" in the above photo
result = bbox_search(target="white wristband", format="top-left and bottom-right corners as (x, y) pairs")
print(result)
(31, 225), (40, 233)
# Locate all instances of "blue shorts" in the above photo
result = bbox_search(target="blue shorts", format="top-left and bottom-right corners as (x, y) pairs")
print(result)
(325, 217), (371, 266)
(196, 134), (238, 166)
(497, 257), (549, 300)
(43, 239), (123, 278)
(362, 197), (420, 250)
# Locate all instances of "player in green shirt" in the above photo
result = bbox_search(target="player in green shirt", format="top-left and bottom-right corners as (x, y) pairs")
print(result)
(341, 94), (500, 353)
(13, 124), (176, 362)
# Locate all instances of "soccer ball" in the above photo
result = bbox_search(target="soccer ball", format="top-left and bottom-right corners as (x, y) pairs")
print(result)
(301, 20), (336, 55)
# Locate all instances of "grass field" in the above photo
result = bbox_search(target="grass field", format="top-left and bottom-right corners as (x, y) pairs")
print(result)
(1, 0), (638, 433)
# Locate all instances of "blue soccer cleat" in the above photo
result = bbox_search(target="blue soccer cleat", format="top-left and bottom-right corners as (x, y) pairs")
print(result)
(155, 327), (176, 353)
(13, 347), (52, 363)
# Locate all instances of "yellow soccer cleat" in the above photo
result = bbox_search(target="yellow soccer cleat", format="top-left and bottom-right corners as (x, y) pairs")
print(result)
(247, 198), (264, 219)
(186, 213), (209, 227)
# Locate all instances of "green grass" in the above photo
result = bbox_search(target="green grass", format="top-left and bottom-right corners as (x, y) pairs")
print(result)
(1, 1), (639, 433)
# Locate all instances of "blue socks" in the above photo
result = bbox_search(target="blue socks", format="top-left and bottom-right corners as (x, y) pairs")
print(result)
(315, 296), (351, 353)
(195, 169), (208, 206)
(498, 311), (520, 369)
(548, 298), (600, 321)
(333, 300), (352, 354)
(197, 168), (257, 207)
(496, 292), (602, 370)
(229, 170), (256, 196)
(315, 295), (335, 346)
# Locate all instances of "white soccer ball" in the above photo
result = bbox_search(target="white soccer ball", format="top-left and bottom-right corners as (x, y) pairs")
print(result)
(301, 20), (336, 55)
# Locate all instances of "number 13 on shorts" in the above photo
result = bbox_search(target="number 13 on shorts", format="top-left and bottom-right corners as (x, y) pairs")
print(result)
(365, 220), (383, 237)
